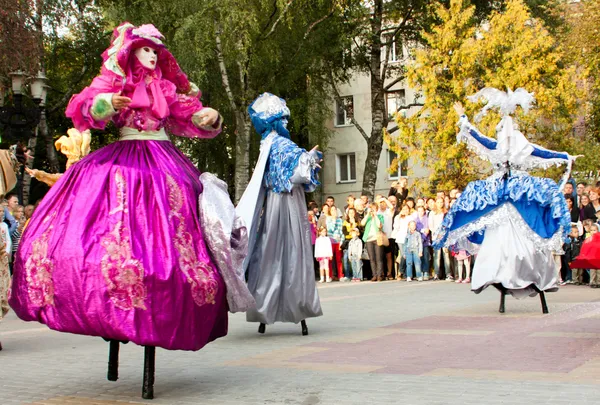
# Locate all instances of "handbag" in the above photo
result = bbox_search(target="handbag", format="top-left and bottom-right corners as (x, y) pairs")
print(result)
(361, 245), (370, 260)
(377, 231), (389, 247)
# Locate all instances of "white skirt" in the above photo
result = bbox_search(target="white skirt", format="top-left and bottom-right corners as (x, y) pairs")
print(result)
(471, 215), (558, 298)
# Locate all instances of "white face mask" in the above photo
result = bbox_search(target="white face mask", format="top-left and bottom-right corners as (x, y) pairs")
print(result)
(134, 46), (158, 70)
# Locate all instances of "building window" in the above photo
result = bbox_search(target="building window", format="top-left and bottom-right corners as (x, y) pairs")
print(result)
(335, 96), (354, 126)
(336, 153), (356, 183)
(386, 90), (406, 119)
(383, 34), (403, 62)
(388, 149), (407, 179)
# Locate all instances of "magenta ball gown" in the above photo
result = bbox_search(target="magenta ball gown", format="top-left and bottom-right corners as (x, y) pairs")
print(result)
(9, 22), (231, 351)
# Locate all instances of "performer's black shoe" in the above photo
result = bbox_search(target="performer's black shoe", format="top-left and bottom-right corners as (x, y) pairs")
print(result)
(0, 340), (3, 351)
(301, 320), (308, 336)
(258, 323), (266, 334)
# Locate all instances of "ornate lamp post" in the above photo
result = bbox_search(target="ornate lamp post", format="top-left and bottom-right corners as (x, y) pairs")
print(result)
(0, 71), (47, 203)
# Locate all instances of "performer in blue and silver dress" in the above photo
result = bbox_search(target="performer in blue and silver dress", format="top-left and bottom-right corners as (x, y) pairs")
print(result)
(236, 93), (323, 334)
(433, 88), (576, 301)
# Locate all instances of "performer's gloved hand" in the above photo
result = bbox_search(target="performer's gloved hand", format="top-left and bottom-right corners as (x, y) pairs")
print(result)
(309, 145), (323, 170)
(193, 108), (220, 128)
(111, 92), (132, 110)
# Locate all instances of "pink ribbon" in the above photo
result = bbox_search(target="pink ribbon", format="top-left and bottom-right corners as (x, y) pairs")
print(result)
(128, 79), (168, 119)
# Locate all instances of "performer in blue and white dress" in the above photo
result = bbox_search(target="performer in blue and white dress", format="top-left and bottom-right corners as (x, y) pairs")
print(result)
(433, 88), (576, 300)
(236, 93), (323, 335)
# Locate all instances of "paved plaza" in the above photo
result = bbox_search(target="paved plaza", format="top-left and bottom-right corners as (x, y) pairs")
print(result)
(1, 281), (599, 405)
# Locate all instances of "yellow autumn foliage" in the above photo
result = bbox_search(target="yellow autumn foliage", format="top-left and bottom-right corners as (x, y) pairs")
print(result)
(387, 0), (582, 192)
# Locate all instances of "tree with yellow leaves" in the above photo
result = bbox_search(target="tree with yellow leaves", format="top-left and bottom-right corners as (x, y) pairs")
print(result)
(388, 0), (581, 192)
(564, 0), (600, 147)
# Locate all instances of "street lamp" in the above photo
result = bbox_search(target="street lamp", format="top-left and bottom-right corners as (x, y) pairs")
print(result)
(0, 71), (47, 203)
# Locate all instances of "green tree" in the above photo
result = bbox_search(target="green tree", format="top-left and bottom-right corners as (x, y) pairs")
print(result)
(329, 0), (439, 199)
(388, 0), (581, 192)
(1, 1), (109, 202)
(99, 0), (350, 201)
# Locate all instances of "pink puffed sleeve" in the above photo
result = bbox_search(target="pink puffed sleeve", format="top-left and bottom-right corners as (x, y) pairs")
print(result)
(166, 92), (222, 139)
(65, 74), (121, 132)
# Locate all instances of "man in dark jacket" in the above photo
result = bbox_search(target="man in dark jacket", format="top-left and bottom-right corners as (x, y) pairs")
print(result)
(565, 225), (583, 285)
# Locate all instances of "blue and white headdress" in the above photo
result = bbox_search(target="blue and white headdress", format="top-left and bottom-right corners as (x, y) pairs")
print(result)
(248, 93), (291, 139)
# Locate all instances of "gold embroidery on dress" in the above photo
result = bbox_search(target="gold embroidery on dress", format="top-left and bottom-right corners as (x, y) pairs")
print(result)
(101, 170), (147, 310)
(166, 174), (218, 306)
(25, 214), (56, 307)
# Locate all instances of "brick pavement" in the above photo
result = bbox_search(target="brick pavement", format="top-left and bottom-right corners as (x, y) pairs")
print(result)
(1, 281), (599, 404)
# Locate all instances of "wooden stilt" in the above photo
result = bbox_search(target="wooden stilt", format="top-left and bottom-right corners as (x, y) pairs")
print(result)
(301, 320), (308, 336)
(107, 340), (120, 381)
(499, 290), (506, 314)
(539, 291), (549, 314)
(495, 284), (507, 314)
(142, 346), (156, 400)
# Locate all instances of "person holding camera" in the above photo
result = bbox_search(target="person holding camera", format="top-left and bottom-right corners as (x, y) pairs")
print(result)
(388, 177), (409, 206)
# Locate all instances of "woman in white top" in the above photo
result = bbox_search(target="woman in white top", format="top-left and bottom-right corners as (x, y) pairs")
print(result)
(377, 197), (395, 279)
(429, 197), (453, 281)
(392, 204), (415, 280)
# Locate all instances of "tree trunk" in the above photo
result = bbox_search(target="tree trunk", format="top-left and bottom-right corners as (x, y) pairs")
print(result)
(361, 0), (387, 199)
(215, 22), (251, 203)
(234, 110), (250, 203)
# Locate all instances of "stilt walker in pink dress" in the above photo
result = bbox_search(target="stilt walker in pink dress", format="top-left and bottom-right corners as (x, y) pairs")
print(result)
(9, 22), (254, 399)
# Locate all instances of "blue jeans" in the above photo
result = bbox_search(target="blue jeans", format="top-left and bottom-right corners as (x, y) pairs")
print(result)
(342, 249), (352, 279)
(350, 259), (363, 280)
(432, 248), (452, 278)
(405, 251), (422, 279)
(420, 247), (430, 277)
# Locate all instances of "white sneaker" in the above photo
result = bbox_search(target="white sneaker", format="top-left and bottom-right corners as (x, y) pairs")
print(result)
(406, 277), (412, 282)
(417, 276), (423, 282)
(326, 277), (332, 283)
(319, 278), (325, 283)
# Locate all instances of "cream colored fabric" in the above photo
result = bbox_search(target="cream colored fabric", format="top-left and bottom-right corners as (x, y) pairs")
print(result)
(55, 128), (92, 170)
(0, 150), (17, 195)
(27, 128), (92, 187)
(119, 127), (169, 141)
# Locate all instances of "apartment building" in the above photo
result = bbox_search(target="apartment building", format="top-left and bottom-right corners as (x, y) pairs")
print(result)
(320, 41), (427, 204)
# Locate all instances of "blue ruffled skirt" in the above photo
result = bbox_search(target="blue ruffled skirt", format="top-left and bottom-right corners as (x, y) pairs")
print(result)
(434, 172), (570, 298)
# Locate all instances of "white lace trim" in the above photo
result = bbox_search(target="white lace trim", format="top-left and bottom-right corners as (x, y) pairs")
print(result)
(443, 203), (565, 254)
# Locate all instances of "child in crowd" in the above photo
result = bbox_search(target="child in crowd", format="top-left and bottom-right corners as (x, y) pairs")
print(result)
(315, 226), (333, 283)
(404, 220), (423, 281)
(348, 228), (363, 282)
(566, 225), (584, 285)
(453, 248), (471, 283)
(582, 219), (594, 239)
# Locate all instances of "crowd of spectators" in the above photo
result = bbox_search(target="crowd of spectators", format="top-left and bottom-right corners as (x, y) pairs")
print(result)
(0, 193), (37, 275)
(307, 177), (600, 288)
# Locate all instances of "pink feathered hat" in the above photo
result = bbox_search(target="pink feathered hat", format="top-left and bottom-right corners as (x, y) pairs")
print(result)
(101, 22), (191, 93)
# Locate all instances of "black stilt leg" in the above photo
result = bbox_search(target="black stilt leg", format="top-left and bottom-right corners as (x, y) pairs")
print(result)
(539, 291), (549, 314)
(495, 283), (507, 314)
(301, 320), (308, 336)
(107, 340), (120, 381)
(258, 323), (266, 334)
(142, 346), (156, 400)
(499, 291), (506, 314)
